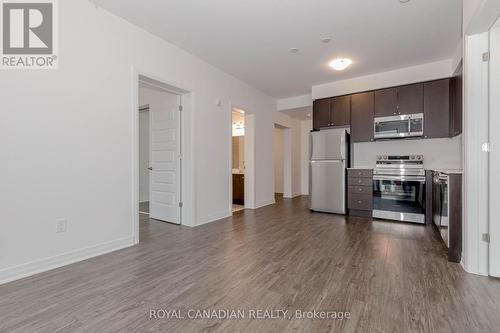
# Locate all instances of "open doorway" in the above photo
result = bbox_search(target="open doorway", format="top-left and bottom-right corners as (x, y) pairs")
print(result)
(274, 124), (285, 201)
(231, 108), (246, 213)
(138, 80), (182, 230)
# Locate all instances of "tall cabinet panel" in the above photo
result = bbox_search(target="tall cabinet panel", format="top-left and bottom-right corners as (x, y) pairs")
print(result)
(351, 92), (374, 143)
(374, 88), (397, 117)
(331, 95), (351, 126)
(423, 79), (451, 139)
(398, 83), (423, 115)
(313, 98), (331, 130)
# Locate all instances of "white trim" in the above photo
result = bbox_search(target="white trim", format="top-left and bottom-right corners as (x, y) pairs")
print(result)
(254, 199), (276, 209)
(196, 210), (232, 226)
(0, 236), (135, 285)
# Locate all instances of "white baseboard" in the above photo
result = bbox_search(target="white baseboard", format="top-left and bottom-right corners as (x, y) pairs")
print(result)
(254, 199), (276, 209)
(0, 236), (135, 285)
(196, 210), (231, 226)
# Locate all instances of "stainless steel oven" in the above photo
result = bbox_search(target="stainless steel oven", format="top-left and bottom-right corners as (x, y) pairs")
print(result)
(373, 155), (426, 224)
(374, 113), (424, 140)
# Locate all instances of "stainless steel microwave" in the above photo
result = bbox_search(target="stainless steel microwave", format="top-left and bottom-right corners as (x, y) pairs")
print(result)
(374, 113), (424, 140)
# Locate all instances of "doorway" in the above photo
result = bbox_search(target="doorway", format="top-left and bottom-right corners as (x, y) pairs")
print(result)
(138, 80), (182, 228)
(231, 108), (246, 213)
(274, 125), (285, 200)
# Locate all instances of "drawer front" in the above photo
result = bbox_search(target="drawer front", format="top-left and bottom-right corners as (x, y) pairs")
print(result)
(348, 169), (373, 178)
(348, 177), (373, 187)
(348, 193), (373, 210)
(348, 186), (372, 195)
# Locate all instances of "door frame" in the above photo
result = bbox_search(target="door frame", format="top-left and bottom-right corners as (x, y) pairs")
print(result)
(228, 104), (256, 214)
(132, 68), (193, 243)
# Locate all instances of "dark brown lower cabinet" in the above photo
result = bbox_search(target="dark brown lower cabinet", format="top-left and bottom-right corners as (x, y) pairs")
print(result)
(427, 170), (462, 263)
(232, 174), (244, 205)
(347, 169), (373, 217)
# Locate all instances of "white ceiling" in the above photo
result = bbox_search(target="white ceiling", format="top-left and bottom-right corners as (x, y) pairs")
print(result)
(94, 0), (462, 98)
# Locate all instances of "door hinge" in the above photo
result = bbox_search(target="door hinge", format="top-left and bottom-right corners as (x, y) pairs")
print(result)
(483, 51), (490, 62)
(179, 202), (183, 208)
(482, 142), (490, 153)
(179, 105), (183, 111)
(483, 233), (490, 243)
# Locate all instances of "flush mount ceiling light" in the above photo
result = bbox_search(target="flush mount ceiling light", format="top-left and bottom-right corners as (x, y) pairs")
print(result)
(321, 37), (332, 44)
(399, 0), (411, 3)
(289, 48), (299, 53)
(329, 58), (352, 71)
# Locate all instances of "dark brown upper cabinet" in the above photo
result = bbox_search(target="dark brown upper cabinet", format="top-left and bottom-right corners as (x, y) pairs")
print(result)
(351, 92), (374, 143)
(423, 79), (451, 139)
(374, 88), (398, 117)
(313, 96), (351, 130)
(331, 95), (351, 126)
(397, 83), (423, 115)
(451, 62), (463, 137)
(313, 98), (331, 130)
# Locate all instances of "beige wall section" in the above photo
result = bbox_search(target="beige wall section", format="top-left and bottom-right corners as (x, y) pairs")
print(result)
(274, 112), (303, 198)
(274, 127), (284, 193)
(300, 119), (313, 195)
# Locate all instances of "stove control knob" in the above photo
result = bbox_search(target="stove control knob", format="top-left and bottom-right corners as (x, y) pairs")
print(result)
(417, 155), (422, 160)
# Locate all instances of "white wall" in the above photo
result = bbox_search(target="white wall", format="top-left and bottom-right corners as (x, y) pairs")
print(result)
(274, 127), (284, 193)
(300, 120), (313, 195)
(312, 59), (453, 100)
(0, 0), (277, 284)
(353, 136), (463, 170)
(274, 113), (303, 198)
(138, 110), (149, 202)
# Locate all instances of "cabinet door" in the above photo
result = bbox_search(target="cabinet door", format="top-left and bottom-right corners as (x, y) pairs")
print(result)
(451, 64), (463, 136)
(313, 98), (331, 130)
(398, 83), (423, 115)
(424, 79), (450, 138)
(374, 88), (398, 117)
(351, 92), (374, 143)
(331, 95), (350, 126)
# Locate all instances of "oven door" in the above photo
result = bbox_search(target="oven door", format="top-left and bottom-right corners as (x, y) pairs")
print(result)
(373, 175), (426, 223)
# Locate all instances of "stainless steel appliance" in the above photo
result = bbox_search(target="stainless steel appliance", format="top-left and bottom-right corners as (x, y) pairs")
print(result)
(309, 129), (349, 214)
(373, 155), (426, 223)
(374, 113), (424, 140)
(433, 172), (449, 247)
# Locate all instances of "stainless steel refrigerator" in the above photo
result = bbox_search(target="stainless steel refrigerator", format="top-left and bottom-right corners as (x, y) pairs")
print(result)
(309, 128), (349, 214)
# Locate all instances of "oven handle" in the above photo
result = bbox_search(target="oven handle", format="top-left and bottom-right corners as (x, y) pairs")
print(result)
(373, 175), (426, 182)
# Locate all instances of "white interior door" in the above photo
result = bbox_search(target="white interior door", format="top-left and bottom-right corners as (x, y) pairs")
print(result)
(149, 91), (181, 224)
(489, 17), (500, 277)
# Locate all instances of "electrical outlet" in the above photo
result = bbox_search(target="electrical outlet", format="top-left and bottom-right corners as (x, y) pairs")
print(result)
(56, 219), (67, 233)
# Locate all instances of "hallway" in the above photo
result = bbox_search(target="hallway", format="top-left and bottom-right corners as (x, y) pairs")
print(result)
(1, 196), (499, 332)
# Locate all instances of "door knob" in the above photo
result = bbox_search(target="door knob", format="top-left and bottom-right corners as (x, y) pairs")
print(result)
(148, 167), (153, 171)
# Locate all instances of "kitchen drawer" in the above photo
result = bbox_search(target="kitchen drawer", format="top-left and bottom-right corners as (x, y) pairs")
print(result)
(348, 186), (372, 195)
(348, 177), (373, 187)
(348, 193), (373, 210)
(347, 169), (373, 178)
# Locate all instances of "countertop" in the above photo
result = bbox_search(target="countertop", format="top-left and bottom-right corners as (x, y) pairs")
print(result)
(430, 169), (463, 174)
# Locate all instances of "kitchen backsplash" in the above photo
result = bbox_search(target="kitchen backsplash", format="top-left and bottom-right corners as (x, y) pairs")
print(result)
(353, 135), (462, 170)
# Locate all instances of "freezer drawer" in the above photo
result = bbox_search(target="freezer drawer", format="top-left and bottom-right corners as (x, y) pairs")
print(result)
(310, 160), (346, 214)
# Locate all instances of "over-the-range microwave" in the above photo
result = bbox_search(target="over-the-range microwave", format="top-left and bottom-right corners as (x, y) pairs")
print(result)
(374, 113), (424, 140)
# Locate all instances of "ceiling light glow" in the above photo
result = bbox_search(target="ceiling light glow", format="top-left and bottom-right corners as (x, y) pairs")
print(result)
(329, 58), (352, 71)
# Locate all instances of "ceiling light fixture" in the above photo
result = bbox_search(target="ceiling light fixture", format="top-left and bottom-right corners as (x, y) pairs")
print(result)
(329, 58), (352, 71)
(290, 48), (299, 53)
(321, 37), (332, 44)
(399, 0), (410, 3)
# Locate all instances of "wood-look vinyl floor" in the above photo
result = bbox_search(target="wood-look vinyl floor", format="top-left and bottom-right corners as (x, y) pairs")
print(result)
(1, 196), (500, 333)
